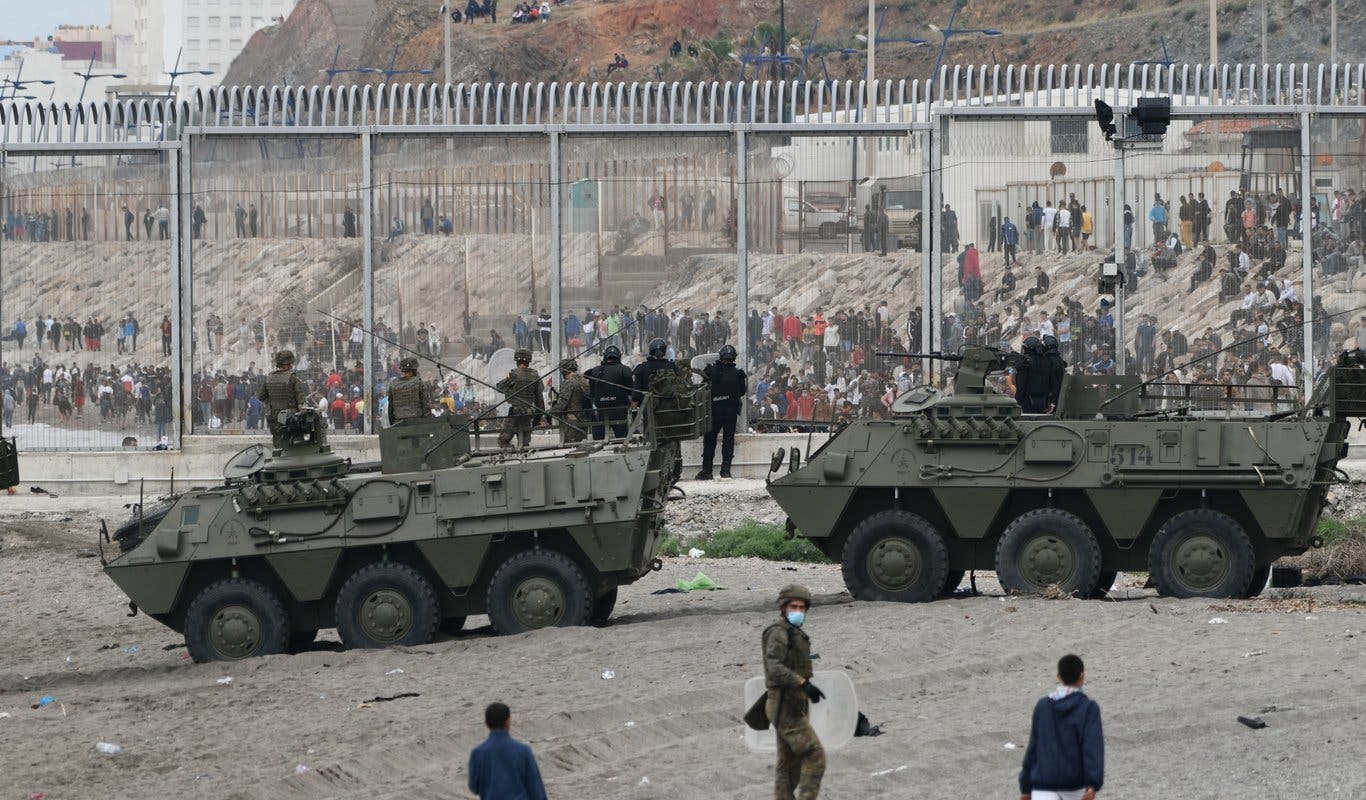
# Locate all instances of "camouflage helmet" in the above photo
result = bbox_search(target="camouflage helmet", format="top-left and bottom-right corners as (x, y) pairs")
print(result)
(558, 358), (579, 373)
(514, 348), (533, 364)
(777, 583), (813, 606)
(274, 350), (296, 368)
(603, 345), (622, 361)
(718, 344), (738, 363)
(648, 337), (668, 358)
(399, 356), (419, 373)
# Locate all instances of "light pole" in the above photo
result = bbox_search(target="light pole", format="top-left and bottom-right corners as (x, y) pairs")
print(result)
(926, 2), (1002, 89)
(71, 56), (126, 164)
(1209, 0), (1217, 65)
(855, 8), (929, 173)
(165, 48), (214, 97)
(324, 45), (380, 85)
(439, 2), (453, 85)
(381, 45), (435, 84)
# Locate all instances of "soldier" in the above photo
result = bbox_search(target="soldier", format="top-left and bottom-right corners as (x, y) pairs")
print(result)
(388, 356), (434, 425)
(586, 345), (633, 440)
(764, 584), (826, 800)
(1042, 335), (1068, 413)
(1015, 337), (1052, 414)
(697, 343), (747, 480)
(496, 348), (545, 449)
(550, 358), (591, 443)
(258, 350), (322, 446)
(631, 337), (678, 406)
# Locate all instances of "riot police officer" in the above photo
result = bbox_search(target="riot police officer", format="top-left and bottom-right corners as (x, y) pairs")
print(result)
(496, 348), (545, 448)
(587, 345), (633, 439)
(549, 358), (591, 443)
(697, 344), (747, 480)
(1042, 334), (1068, 413)
(631, 337), (678, 406)
(258, 350), (324, 446)
(388, 356), (434, 425)
(1015, 336), (1052, 413)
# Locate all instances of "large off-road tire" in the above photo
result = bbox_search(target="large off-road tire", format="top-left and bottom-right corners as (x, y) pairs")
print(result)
(995, 509), (1103, 597)
(591, 587), (619, 624)
(183, 578), (290, 663)
(1148, 509), (1255, 598)
(841, 510), (950, 603)
(334, 562), (440, 649)
(1239, 564), (1273, 598)
(1090, 571), (1120, 599)
(486, 550), (593, 634)
(818, 222), (837, 239)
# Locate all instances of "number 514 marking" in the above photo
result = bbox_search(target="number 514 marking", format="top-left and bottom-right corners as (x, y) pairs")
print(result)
(1109, 444), (1152, 467)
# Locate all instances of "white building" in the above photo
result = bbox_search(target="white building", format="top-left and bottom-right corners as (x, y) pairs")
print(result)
(110, 0), (171, 86)
(177, 0), (298, 92)
(0, 27), (119, 102)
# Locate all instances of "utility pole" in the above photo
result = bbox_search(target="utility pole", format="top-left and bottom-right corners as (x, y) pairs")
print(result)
(866, 0), (876, 90)
(1260, 0), (1267, 65)
(1113, 128), (1127, 376)
(1209, 0), (1218, 65)
(1330, 0), (1337, 65)
(443, 3), (453, 86)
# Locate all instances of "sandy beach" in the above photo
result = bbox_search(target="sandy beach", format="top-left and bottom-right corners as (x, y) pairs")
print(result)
(2, 490), (1364, 800)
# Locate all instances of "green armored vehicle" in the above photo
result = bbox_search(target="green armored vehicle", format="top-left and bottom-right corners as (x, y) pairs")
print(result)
(768, 346), (1366, 602)
(101, 387), (708, 663)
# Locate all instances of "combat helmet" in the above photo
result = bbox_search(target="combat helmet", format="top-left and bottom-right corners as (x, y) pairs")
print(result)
(559, 358), (579, 373)
(1042, 335), (1060, 352)
(648, 337), (668, 358)
(777, 583), (813, 606)
(603, 345), (622, 362)
(718, 344), (738, 363)
(514, 348), (533, 364)
(1022, 336), (1043, 354)
(274, 350), (296, 368)
(399, 356), (419, 373)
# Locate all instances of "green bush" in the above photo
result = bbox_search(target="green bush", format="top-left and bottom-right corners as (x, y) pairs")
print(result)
(1121, 0), (1137, 10)
(1183, 9), (1196, 21)
(662, 521), (831, 563)
(1060, 8), (1077, 22)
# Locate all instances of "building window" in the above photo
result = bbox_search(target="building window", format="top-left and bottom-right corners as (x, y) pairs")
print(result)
(208, 15), (220, 24)
(251, 15), (264, 25)
(187, 16), (200, 26)
(208, 38), (221, 50)
(208, 62), (221, 71)
(230, 38), (242, 49)
(1050, 119), (1089, 154)
(229, 15), (242, 27)
(187, 39), (201, 50)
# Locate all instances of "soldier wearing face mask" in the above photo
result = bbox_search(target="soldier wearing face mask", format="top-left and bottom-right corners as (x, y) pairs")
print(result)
(763, 584), (826, 800)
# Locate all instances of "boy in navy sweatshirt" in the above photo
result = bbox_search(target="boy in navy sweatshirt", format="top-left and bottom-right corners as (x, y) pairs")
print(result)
(1019, 654), (1104, 800)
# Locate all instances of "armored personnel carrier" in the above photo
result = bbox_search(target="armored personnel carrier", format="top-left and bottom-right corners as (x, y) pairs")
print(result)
(768, 346), (1366, 602)
(101, 386), (708, 662)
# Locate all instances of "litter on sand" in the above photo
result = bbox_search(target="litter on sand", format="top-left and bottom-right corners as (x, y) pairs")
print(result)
(854, 712), (882, 737)
(1238, 716), (1268, 730)
(294, 764), (310, 775)
(216, 677), (234, 685)
(601, 669), (616, 680)
(1004, 742), (1018, 749)
(384, 668), (405, 676)
(871, 765), (909, 777)
(1208, 617), (1228, 624)
(362, 692), (421, 704)
(95, 742), (123, 755)
(687, 547), (706, 559)
(675, 571), (724, 592)
(650, 588), (683, 595)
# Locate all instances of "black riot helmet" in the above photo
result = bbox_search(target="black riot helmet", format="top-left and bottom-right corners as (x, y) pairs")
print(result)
(1042, 335), (1060, 353)
(648, 338), (668, 358)
(718, 344), (738, 363)
(1022, 336), (1043, 354)
(603, 345), (622, 362)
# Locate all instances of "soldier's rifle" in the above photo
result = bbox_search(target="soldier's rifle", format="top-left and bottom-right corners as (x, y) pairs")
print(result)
(315, 309), (592, 438)
(418, 284), (702, 458)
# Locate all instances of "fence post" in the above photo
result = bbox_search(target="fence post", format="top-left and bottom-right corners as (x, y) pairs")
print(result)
(549, 128), (562, 363)
(1300, 111), (1313, 398)
(920, 127), (934, 371)
(362, 131), (376, 434)
(735, 128), (749, 429)
(174, 140), (190, 444)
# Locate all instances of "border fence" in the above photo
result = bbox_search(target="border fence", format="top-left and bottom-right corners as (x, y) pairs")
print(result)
(2, 63), (1364, 450)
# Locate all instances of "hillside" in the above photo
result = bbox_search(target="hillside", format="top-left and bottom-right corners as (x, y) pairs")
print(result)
(225, 0), (1365, 89)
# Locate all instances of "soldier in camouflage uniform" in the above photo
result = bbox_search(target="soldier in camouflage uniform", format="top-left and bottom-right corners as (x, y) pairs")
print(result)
(550, 358), (591, 443)
(763, 583), (826, 800)
(388, 356), (434, 425)
(258, 350), (323, 447)
(496, 348), (545, 448)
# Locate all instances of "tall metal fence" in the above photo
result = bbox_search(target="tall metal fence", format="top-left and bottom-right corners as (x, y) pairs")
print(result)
(2, 64), (1364, 449)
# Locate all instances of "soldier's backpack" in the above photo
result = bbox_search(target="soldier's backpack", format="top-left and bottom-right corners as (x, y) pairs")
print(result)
(647, 365), (709, 442)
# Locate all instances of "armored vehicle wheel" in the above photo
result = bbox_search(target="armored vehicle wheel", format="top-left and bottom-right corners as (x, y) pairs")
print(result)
(1240, 564), (1272, 598)
(439, 616), (468, 635)
(939, 570), (966, 597)
(288, 629), (318, 651)
(841, 510), (949, 603)
(486, 550), (593, 634)
(334, 563), (440, 649)
(1149, 509), (1255, 599)
(1090, 571), (1119, 599)
(591, 587), (618, 624)
(995, 509), (1102, 597)
(183, 578), (290, 663)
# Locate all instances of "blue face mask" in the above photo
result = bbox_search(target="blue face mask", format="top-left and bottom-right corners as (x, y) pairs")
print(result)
(786, 610), (806, 627)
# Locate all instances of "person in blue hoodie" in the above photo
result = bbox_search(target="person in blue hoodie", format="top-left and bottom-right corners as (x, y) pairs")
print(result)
(1019, 654), (1104, 800)
(468, 702), (547, 800)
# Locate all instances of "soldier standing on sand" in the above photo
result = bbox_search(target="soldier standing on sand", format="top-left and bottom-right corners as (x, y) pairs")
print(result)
(387, 357), (434, 424)
(497, 348), (544, 448)
(259, 350), (323, 446)
(549, 358), (590, 443)
(764, 584), (826, 800)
